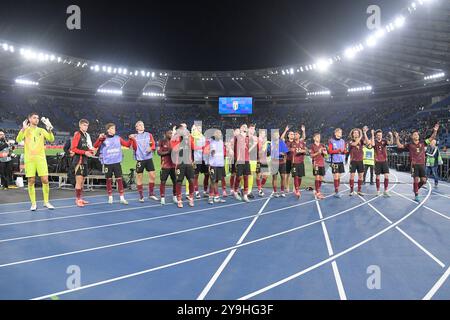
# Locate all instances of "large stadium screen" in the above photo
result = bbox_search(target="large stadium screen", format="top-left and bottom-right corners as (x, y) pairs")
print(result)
(218, 97), (253, 115)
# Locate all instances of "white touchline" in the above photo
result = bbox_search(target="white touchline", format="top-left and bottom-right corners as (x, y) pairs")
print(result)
(32, 186), (399, 300)
(0, 197), (270, 244)
(197, 196), (271, 300)
(315, 199), (347, 300)
(237, 181), (432, 300)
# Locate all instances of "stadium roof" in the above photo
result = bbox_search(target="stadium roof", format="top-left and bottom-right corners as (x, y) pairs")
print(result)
(0, 0), (449, 101)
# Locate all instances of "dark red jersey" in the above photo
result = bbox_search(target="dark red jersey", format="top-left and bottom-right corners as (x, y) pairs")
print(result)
(404, 141), (427, 165)
(290, 140), (306, 164)
(157, 138), (175, 169)
(349, 140), (364, 162)
(374, 139), (388, 163)
(310, 143), (326, 167)
(234, 134), (250, 163)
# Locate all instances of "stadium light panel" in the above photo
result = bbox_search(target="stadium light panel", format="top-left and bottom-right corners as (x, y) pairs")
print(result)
(375, 29), (385, 39)
(306, 90), (331, 96)
(424, 72), (445, 80)
(142, 92), (165, 97)
(366, 36), (377, 47)
(395, 16), (405, 28)
(316, 58), (331, 72)
(15, 79), (39, 86)
(97, 88), (123, 95)
(348, 85), (372, 93)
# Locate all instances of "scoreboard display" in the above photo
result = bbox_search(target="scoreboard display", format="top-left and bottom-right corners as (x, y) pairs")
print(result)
(218, 97), (253, 115)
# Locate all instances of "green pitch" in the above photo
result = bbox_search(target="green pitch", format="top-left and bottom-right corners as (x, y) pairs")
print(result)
(15, 148), (316, 188)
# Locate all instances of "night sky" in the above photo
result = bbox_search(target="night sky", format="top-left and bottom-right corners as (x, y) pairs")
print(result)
(0, 0), (409, 70)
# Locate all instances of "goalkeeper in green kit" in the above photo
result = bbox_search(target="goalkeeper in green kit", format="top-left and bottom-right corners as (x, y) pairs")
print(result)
(16, 112), (55, 211)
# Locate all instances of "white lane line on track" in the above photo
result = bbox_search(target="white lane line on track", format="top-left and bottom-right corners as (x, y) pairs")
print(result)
(432, 192), (450, 200)
(360, 174), (445, 268)
(0, 197), (140, 216)
(0, 186), (349, 242)
(315, 199), (347, 300)
(197, 197), (272, 300)
(236, 180), (432, 300)
(423, 265), (450, 300)
(0, 197), (270, 244)
(0, 191), (138, 207)
(33, 187), (421, 300)
(6, 190), (347, 268)
(0, 194), (226, 227)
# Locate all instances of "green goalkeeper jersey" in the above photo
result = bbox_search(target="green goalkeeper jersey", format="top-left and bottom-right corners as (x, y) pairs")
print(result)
(16, 126), (55, 162)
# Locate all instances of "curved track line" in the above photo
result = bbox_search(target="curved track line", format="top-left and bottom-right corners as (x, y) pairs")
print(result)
(238, 179), (432, 300)
(31, 187), (407, 300)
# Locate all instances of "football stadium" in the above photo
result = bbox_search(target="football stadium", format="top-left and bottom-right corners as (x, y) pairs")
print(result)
(0, 0), (449, 304)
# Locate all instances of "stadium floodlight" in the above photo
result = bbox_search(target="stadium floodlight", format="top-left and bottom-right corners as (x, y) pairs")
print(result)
(142, 92), (165, 97)
(348, 85), (372, 93)
(375, 29), (385, 39)
(366, 36), (377, 47)
(316, 58), (331, 72)
(141, 70), (146, 77)
(97, 88), (123, 95)
(123, 68), (128, 75)
(107, 66), (112, 73)
(151, 72), (155, 78)
(94, 65), (100, 72)
(9, 46), (14, 53)
(15, 79), (39, 86)
(424, 72), (445, 80)
(289, 68), (294, 75)
(50, 55), (55, 61)
(306, 90), (331, 96)
(395, 16), (405, 28)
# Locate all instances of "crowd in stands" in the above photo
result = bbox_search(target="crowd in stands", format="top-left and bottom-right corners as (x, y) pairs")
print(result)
(0, 90), (448, 148)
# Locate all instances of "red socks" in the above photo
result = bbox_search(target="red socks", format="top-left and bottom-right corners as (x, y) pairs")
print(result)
(349, 179), (354, 192)
(384, 178), (389, 191)
(272, 176), (277, 192)
(138, 184), (144, 199)
(106, 178), (113, 196)
(334, 179), (339, 193)
(243, 175), (249, 194)
(413, 181), (419, 196)
(315, 180), (320, 193)
(149, 182), (155, 196)
(117, 178), (124, 196)
(160, 182), (165, 198)
(76, 188), (82, 200)
(257, 178), (261, 190)
(234, 176), (241, 192)
(194, 175), (199, 192)
(376, 178), (380, 191)
(294, 176), (300, 191)
(357, 180), (362, 192)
